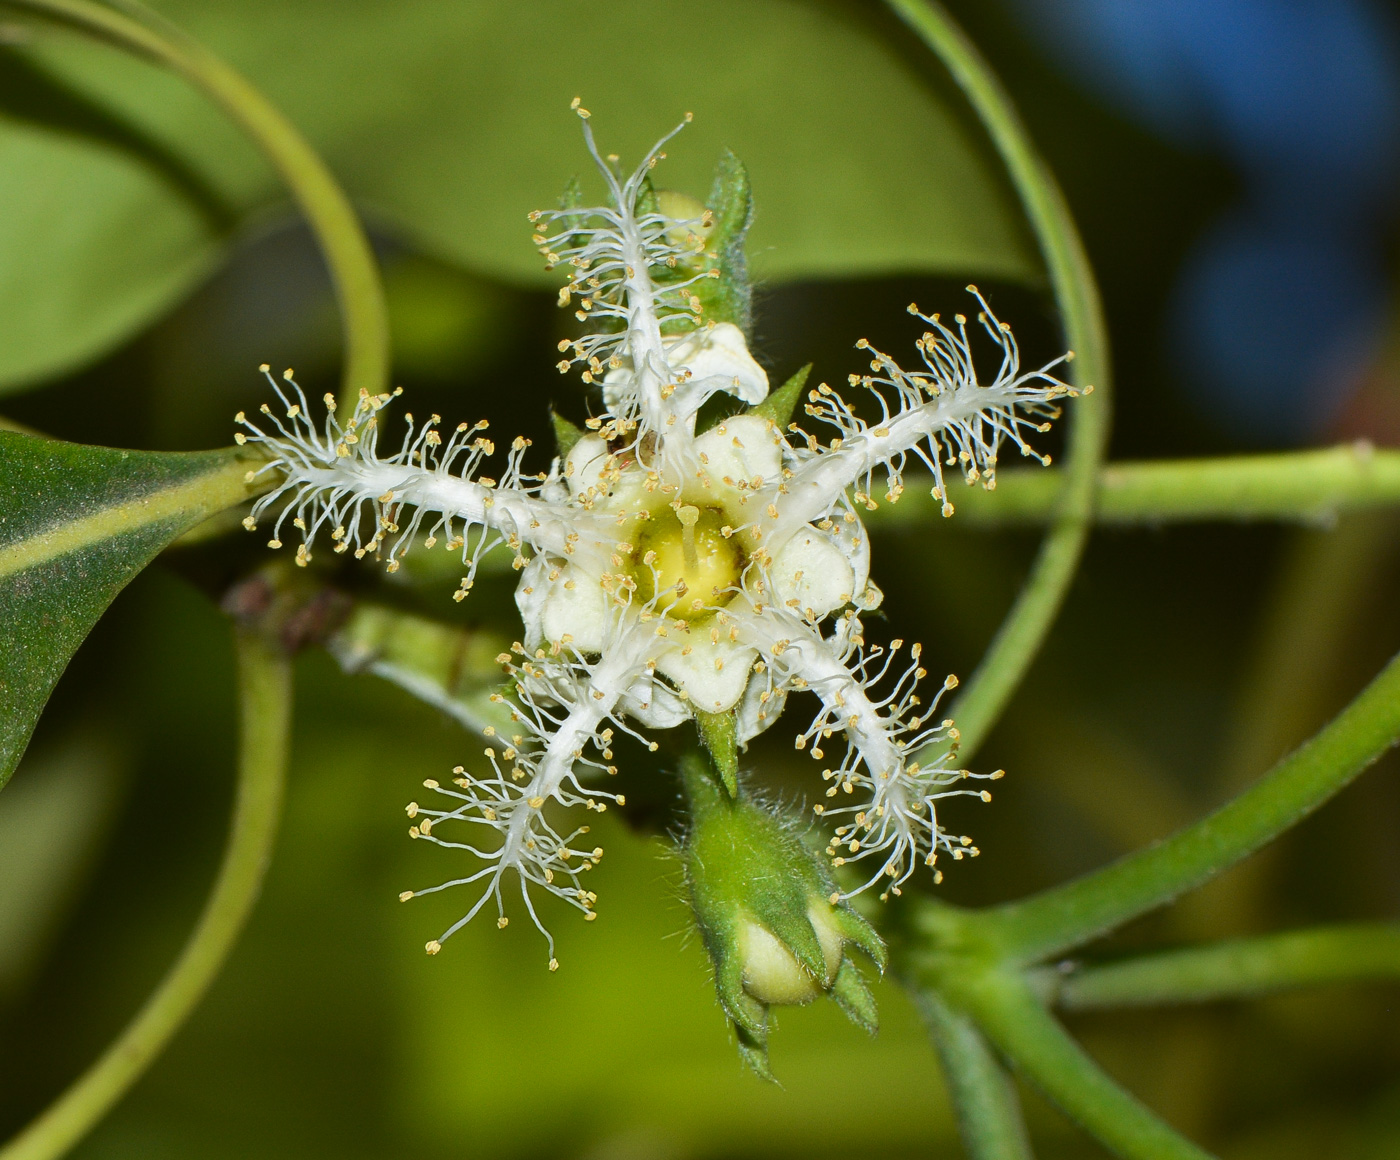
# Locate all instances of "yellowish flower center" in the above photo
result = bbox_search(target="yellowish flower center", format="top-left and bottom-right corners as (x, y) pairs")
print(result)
(631, 503), (742, 619)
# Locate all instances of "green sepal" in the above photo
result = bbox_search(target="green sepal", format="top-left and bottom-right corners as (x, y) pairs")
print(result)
(830, 958), (879, 1035)
(735, 1022), (776, 1084)
(707, 894), (776, 1085)
(828, 900), (889, 973)
(694, 709), (738, 796)
(715, 945), (769, 1041)
(550, 409), (585, 459)
(552, 176), (588, 238)
(635, 173), (661, 220)
(698, 149), (755, 334)
(560, 175), (584, 207)
(740, 830), (833, 982)
(749, 364), (812, 429)
(749, 894), (830, 984)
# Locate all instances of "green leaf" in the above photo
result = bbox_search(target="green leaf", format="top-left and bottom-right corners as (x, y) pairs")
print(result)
(1, 0), (1036, 392)
(0, 46), (228, 393)
(0, 433), (255, 786)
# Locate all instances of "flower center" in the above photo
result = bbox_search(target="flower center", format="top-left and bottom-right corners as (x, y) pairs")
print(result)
(631, 503), (743, 619)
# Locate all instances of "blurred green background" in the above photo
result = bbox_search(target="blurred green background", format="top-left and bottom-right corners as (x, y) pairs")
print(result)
(1, 2), (1399, 1157)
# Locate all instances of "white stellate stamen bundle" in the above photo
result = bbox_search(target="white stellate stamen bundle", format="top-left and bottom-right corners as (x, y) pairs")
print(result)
(236, 107), (1084, 962)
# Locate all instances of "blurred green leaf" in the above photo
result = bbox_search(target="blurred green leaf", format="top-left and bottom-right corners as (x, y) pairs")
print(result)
(381, 254), (512, 381)
(0, 732), (123, 1001)
(0, 432), (253, 785)
(0, 96), (225, 393)
(0, 0), (1036, 393)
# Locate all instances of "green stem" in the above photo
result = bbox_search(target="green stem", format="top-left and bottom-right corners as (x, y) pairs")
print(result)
(916, 990), (1036, 1160)
(863, 444), (1400, 529)
(979, 649), (1400, 966)
(954, 973), (1215, 1160)
(0, 631), (291, 1160)
(887, 0), (1112, 759)
(3, 0), (389, 402)
(1055, 923), (1400, 1010)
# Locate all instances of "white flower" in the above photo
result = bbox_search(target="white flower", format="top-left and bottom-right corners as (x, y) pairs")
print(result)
(236, 108), (1084, 962)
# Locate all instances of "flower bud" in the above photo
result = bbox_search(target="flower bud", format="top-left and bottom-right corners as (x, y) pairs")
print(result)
(678, 754), (886, 1080)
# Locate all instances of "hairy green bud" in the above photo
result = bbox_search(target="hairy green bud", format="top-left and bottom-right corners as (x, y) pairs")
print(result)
(678, 753), (886, 1080)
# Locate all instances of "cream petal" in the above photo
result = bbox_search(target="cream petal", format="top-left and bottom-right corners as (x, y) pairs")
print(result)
(735, 673), (788, 744)
(856, 579), (884, 611)
(538, 565), (609, 653)
(770, 528), (855, 617)
(563, 434), (611, 500)
(668, 322), (768, 405)
(656, 634), (756, 713)
(620, 673), (692, 729)
(693, 413), (783, 490)
(602, 321), (768, 413)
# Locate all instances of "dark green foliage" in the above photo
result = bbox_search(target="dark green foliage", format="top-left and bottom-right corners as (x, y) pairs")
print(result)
(0, 0), (1034, 394)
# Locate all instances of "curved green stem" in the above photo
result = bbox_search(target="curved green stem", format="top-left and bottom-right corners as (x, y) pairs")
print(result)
(863, 444), (1400, 529)
(980, 648), (1400, 966)
(2, 0), (389, 402)
(887, 0), (1112, 759)
(916, 990), (1036, 1160)
(887, 6), (1112, 1152)
(952, 973), (1214, 1160)
(0, 631), (291, 1160)
(1055, 923), (1400, 1010)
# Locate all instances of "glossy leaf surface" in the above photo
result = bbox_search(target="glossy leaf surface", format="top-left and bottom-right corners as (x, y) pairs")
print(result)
(0, 432), (253, 785)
